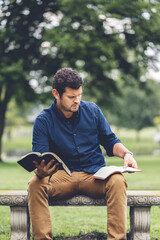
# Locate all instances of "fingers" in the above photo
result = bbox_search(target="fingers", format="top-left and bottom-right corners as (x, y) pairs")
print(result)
(33, 159), (60, 178)
(41, 160), (46, 168)
(123, 163), (127, 169)
(48, 162), (60, 175)
(123, 156), (138, 169)
(33, 159), (56, 169)
(132, 159), (138, 168)
(47, 159), (57, 168)
(129, 159), (138, 168)
(33, 160), (40, 168)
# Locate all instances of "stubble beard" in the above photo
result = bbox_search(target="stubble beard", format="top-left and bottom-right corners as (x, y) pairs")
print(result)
(61, 103), (79, 113)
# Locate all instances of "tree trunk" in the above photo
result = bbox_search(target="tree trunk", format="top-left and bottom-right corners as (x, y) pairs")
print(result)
(0, 83), (12, 161)
(0, 108), (6, 162)
(0, 95), (11, 161)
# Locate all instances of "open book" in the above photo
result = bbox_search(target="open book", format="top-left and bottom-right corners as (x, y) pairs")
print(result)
(93, 166), (142, 180)
(17, 152), (71, 176)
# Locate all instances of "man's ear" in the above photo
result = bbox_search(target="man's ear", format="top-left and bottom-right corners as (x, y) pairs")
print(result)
(52, 89), (60, 100)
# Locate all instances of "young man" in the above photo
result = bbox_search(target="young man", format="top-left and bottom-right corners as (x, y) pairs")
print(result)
(28, 68), (138, 240)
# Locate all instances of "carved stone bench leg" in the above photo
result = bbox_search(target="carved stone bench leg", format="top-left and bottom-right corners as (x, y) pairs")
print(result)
(129, 206), (151, 240)
(10, 206), (30, 240)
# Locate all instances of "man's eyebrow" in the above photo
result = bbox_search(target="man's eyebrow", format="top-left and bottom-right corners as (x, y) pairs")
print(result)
(67, 92), (82, 97)
(68, 93), (82, 98)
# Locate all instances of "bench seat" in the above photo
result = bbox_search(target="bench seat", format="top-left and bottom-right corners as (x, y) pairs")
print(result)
(0, 190), (160, 240)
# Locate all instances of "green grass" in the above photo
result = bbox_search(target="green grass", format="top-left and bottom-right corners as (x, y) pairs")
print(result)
(50, 206), (160, 239)
(2, 126), (32, 158)
(106, 155), (160, 190)
(0, 154), (160, 239)
(0, 207), (10, 240)
(0, 162), (34, 190)
(118, 126), (160, 155)
(0, 206), (159, 239)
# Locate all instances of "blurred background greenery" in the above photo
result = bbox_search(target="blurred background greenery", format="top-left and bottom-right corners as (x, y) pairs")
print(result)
(0, 0), (160, 239)
(1, 0), (160, 161)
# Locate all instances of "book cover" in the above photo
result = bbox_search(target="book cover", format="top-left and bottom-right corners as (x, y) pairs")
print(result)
(93, 166), (142, 180)
(17, 152), (71, 176)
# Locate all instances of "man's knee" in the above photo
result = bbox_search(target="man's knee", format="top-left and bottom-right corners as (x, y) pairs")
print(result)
(28, 175), (49, 194)
(106, 173), (127, 192)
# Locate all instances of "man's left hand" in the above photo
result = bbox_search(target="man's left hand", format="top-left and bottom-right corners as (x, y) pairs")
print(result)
(123, 153), (138, 169)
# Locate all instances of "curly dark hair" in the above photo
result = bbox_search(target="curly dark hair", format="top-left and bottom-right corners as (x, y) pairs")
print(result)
(52, 68), (83, 97)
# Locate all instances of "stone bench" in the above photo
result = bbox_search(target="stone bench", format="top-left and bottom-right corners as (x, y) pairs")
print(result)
(0, 190), (160, 240)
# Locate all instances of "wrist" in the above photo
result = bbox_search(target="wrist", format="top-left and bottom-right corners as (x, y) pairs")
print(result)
(123, 151), (134, 158)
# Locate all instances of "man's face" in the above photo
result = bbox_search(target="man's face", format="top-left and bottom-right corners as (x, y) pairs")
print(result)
(54, 87), (82, 118)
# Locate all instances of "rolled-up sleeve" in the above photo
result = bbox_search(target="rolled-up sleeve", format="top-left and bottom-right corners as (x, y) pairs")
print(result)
(96, 106), (121, 156)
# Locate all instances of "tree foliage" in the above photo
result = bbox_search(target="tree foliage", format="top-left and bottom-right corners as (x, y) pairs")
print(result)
(1, 0), (160, 159)
(112, 80), (160, 132)
(43, 0), (160, 105)
(0, 0), (56, 159)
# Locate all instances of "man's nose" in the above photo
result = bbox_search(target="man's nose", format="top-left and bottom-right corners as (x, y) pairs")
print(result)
(74, 96), (80, 103)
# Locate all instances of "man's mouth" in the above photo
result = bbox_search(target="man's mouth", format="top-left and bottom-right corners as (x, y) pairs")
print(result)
(72, 104), (79, 109)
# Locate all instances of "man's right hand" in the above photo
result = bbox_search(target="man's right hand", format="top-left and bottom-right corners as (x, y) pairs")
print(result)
(33, 159), (60, 178)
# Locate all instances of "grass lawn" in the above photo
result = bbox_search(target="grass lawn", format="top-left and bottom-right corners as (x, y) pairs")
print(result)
(0, 206), (159, 240)
(0, 154), (160, 239)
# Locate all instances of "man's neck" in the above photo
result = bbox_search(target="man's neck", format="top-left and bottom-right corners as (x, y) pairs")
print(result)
(56, 103), (73, 119)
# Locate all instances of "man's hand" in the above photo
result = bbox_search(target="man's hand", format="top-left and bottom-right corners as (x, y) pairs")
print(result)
(33, 159), (60, 178)
(113, 143), (138, 169)
(123, 153), (138, 169)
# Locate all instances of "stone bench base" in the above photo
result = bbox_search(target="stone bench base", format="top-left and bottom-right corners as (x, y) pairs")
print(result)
(0, 190), (160, 240)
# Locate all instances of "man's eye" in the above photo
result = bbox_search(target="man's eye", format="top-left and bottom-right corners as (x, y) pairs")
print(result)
(68, 96), (74, 99)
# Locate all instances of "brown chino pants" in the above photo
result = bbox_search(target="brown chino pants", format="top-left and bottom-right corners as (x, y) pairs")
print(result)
(28, 170), (127, 240)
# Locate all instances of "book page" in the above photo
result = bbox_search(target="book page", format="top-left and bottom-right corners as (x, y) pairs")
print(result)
(93, 166), (142, 180)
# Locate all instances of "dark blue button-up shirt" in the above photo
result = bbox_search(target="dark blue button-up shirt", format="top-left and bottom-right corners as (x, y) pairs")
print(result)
(32, 100), (121, 173)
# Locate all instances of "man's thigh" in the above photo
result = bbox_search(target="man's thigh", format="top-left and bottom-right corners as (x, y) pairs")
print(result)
(78, 172), (127, 198)
(77, 171), (107, 198)
(48, 170), (104, 199)
(48, 170), (126, 199)
(48, 170), (79, 199)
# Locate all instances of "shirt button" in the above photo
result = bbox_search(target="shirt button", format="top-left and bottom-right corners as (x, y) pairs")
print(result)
(73, 133), (76, 136)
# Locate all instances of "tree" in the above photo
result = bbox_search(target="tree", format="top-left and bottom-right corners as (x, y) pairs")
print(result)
(5, 99), (29, 140)
(43, 0), (160, 106)
(112, 80), (160, 139)
(1, 0), (160, 160)
(0, 0), (59, 160)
